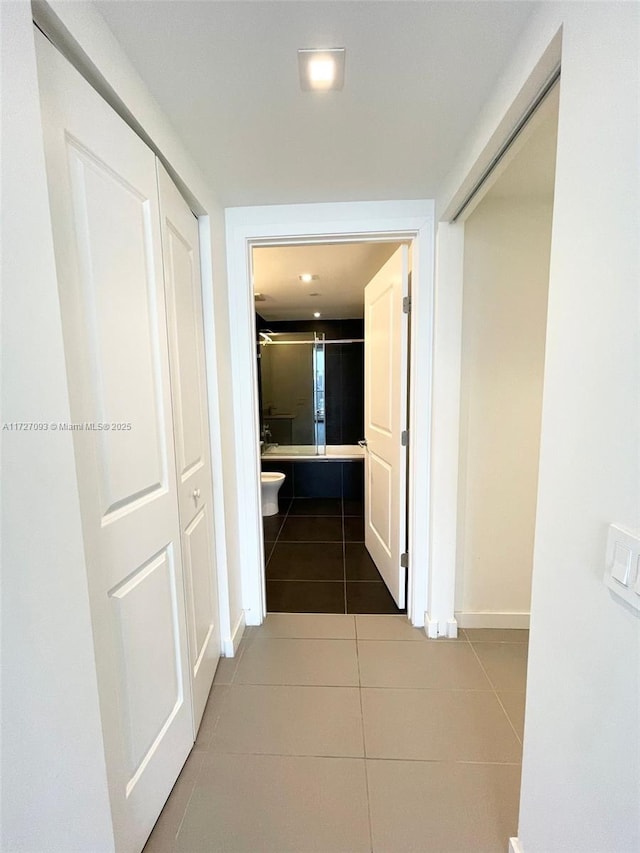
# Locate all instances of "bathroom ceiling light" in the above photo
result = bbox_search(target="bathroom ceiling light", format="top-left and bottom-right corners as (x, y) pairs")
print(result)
(313, 312), (321, 318)
(298, 48), (345, 92)
(298, 273), (319, 283)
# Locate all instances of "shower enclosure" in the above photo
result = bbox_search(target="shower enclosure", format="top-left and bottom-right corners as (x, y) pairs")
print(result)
(258, 330), (364, 460)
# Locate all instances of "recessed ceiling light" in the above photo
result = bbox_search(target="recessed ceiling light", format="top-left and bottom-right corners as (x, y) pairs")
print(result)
(299, 273), (319, 283)
(298, 48), (345, 92)
(313, 312), (321, 318)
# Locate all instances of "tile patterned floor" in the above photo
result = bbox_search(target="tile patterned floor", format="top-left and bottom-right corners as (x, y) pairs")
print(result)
(144, 616), (528, 853)
(264, 498), (404, 614)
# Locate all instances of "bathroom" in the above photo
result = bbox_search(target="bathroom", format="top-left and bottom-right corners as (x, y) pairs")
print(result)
(255, 241), (405, 614)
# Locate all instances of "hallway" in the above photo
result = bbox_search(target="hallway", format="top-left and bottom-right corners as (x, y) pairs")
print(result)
(144, 615), (528, 852)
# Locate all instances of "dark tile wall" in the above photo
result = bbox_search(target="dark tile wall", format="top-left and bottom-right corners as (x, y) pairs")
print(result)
(261, 459), (363, 500)
(256, 316), (364, 445)
(326, 342), (364, 445)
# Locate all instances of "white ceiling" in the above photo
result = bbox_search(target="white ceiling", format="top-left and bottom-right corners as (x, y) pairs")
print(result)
(252, 80), (558, 322)
(253, 241), (401, 320)
(94, 1), (537, 207)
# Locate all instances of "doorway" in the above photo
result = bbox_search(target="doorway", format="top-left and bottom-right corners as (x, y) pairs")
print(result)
(225, 200), (435, 628)
(455, 82), (559, 631)
(253, 240), (407, 614)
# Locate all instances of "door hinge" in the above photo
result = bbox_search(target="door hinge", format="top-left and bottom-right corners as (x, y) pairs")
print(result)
(400, 552), (409, 569)
(402, 296), (411, 314)
(401, 429), (409, 447)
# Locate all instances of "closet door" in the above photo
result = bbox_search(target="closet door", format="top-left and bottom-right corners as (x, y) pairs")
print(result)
(157, 163), (221, 729)
(35, 32), (193, 853)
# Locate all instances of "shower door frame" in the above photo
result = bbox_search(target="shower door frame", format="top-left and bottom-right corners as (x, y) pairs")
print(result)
(225, 200), (435, 629)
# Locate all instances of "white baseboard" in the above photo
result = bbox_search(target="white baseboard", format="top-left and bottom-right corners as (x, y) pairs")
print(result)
(424, 613), (439, 639)
(455, 611), (530, 629)
(424, 614), (458, 638)
(222, 611), (246, 657)
(509, 837), (524, 853)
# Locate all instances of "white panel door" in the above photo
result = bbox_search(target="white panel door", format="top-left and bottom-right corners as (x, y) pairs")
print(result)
(35, 33), (193, 853)
(157, 163), (221, 730)
(364, 245), (409, 608)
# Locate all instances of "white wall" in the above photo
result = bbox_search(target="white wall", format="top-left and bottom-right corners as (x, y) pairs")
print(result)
(456, 197), (552, 626)
(1, 1), (244, 848)
(438, 3), (640, 850)
(1, 4), (114, 850)
(519, 5), (640, 849)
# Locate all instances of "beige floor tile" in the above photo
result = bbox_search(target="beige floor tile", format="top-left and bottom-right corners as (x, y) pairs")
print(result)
(358, 640), (491, 689)
(212, 685), (364, 757)
(212, 632), (258, 684)
(235, 638), (359, 686)
(255, 613), (356, 639)
(142, 750), (203, 853)
(497, 691), (526, 740)
(367, 759), (521, 852)
(193, 685), (230, 750)
(176, 753), (371, 852)
(362, 688), (521, 762)
(212, 655), (240, 685)
(473, 642), (529, 690)
(355, 615), (429, 641)
(464, 628), (529, 644)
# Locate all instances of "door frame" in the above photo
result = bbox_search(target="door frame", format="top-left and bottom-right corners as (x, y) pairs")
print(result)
(225, 201), (434, 627)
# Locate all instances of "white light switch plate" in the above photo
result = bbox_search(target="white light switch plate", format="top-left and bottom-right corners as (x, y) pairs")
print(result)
(605, 524), (640, 611)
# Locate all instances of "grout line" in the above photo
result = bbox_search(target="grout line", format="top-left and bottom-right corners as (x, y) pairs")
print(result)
(199, 748), (521, 767)
(342, 494), (348, 616)
(204, 748), (368, 761)
(493, 693), (523, 747)
(226, 679), (497, 691)
(466, 640), (496, 691)
(265, 580), (390, 587)
(355, 621), (375, 852)
(467, 640), (523, 746)
(267, 579), (346, 584)
(363, 757), (523, 766)
(172, 763), (203, 842)
(288, 514), (343, 517)
(272, 539), (365, 544)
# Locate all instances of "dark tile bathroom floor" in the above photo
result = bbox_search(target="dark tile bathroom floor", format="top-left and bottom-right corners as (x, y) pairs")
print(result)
(264, 498), (405, 615)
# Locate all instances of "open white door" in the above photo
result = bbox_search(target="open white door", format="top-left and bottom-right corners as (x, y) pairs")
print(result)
(157, 164), (221, 731)
(36, 33), (193, 853)
(364, 245), (409, 609)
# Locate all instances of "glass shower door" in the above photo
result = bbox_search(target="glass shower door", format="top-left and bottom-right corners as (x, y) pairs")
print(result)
(259, 331), (318, 454)
(313, 335), (325, 455)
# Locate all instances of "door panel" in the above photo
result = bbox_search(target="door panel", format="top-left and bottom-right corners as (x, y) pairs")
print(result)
(109, 546), (183, 782)
(369, 451), (392, 551)
(157, 163), (221, 730)
(369, 288), (394, 432)
(36, 32), (193, 853)
(183, 507), (216, 670)
(364, 245), (409, 608)
(67, 143), (167, 517)
(164, 220), (206, 478)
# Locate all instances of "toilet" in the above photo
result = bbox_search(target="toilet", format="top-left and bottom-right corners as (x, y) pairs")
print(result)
(260, 471), (286, 516)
